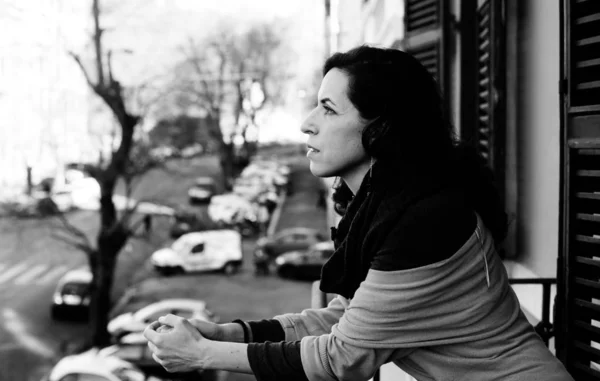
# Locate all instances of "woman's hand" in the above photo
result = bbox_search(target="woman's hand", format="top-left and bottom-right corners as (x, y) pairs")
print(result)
(144, 314), (212, 373)
(188, 319), (245, 343)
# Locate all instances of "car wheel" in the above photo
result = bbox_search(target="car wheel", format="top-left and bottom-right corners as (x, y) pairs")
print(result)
(222, 262), (238, 275)
(50, 305), (62, 320)
(278, 266), (296, 279)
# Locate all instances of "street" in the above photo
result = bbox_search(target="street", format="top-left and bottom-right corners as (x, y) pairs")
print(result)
(0, 157), (328, 381)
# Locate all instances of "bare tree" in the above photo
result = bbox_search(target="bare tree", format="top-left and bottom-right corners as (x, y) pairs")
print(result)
(169, 20), (290, 187)
(55, 0), (160, 347)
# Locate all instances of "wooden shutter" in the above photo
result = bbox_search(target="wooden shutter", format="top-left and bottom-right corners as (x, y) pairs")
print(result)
(402, 0), (449, 101)
(475, 0), (505, 172)
(557, 0), (600, 379)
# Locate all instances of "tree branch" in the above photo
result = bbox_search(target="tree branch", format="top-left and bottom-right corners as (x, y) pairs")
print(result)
(68, 52), (97, 90)
(53, 212), (93, 250)
(93, 0), (105, 86)
(51, 230), (95, 256)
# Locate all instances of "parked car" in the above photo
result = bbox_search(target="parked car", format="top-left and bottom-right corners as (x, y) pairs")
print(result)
(253, 227), (327, 273)
(275, 241), (335, 280)
(108, 299), (218, 340)
(188, 176), (217, 204)
(151, 230), (243, 275)
(169, 209), (217, 239)
(99, 333), (213, 381)
(51, 268), (92, 320)
(45, 347), (151, 381)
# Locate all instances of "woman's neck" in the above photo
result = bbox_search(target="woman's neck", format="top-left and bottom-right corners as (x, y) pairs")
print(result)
(341, 160), (372, 195)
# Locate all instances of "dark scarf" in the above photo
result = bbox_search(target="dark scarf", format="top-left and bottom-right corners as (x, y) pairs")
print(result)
(320, 161), (454, 299)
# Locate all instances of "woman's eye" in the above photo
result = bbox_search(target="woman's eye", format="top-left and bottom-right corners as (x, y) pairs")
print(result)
(323, 105), (335, 115)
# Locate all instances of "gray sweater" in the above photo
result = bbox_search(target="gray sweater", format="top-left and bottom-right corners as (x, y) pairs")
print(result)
(274, 214), (574, 381)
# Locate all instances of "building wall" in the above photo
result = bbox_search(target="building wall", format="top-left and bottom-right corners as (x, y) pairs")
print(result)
(514, 0), (561, 278)
(503, 0), (561, 323)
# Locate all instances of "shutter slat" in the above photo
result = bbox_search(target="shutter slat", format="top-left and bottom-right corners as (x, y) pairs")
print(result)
(573, 340), (600, 359)
(576, 80), (600, 90)
(575, 235), (600, 244)
(573, 362), (600, 380)
(575, 13), (600, 25)
(575, 36), (600, 47)
(410, 14), (438, 30)
(575, 256), (600, 268)
(407, 5), (436, 20)
(479, 51), (490, 63)
(576, 170), (600, 177)
(575, 213), (600, 222)
(574, 277), (600, 290)
(574, 320), (600, 341)
(576, 192), (600, 200)
(405, 0), (439, 32)
(574, 299), (600, 315)
(407, 0), (436, 12)
(576, 58), (600, 69)
(579, 149), (600, 155)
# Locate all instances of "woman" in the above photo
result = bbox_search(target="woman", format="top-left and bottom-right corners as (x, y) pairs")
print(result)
(144, 45), (574, 381)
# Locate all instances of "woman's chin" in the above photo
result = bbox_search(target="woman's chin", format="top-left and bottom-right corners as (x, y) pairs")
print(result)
(308, 162), (335, 178)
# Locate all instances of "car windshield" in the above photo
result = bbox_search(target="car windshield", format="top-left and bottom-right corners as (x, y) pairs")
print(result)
(61, 282), (89, 295)
(171, 238), (192, 253)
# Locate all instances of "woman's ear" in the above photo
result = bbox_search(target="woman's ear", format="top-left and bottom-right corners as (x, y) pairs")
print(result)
(362, 118), (389, 153)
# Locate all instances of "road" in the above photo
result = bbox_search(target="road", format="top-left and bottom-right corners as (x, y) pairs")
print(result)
(0, 156), (328, 381)
(0, 210), (173, 381)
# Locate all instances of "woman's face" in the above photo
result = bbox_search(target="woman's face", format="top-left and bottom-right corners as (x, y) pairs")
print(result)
(300, 68), (370, 184)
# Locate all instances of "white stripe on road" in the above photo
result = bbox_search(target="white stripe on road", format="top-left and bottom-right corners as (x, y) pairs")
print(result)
(0, 263), (28, 284)
(2, 308), (54, 358)
(35, 265), (69, 285)
(13, 264), (49, 285)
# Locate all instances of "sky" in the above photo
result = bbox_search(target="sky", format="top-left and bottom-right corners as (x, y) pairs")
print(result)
(0, 0), (325, 188)
(100, 0), (326, 142)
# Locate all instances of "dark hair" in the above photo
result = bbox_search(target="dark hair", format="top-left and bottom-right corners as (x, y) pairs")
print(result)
(325, 45), (508, 244)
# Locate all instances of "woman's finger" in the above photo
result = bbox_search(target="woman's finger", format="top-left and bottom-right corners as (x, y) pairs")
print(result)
(158, 314), (182, 326)
(143, 324), (161, 343)
(152, 352), (163, 365)
(147, 340), (158, 353)
(147, 321), (162, 331)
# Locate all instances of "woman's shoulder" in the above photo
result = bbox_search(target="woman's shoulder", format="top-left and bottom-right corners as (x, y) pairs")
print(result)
(371, 186), (476, 271)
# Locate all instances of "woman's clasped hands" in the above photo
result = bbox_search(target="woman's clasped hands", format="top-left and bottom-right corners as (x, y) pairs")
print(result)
(144, 314), (214, 373)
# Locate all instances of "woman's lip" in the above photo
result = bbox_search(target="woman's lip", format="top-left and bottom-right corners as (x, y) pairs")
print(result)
(307, 145), (320, 152)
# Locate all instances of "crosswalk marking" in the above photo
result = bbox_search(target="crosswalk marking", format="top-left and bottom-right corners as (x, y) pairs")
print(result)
(0, 262), (77, 287)
(0, 262), (29, 284)
(14, 264), (50, 285)
(34, 265), (69, 285)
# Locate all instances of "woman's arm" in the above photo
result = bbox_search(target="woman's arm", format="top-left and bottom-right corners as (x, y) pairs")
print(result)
(272, 295), (348, 340)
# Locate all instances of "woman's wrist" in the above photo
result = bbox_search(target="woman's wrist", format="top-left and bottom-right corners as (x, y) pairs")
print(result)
(204, 340), (252, 373)
(222, 322), (246, 343)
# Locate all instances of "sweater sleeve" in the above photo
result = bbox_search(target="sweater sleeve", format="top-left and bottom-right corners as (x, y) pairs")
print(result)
(248, 341), (308, 381)
(273, 295), (348, 341)
(247, 319), (285, 343)
(245, 297), (347, 381)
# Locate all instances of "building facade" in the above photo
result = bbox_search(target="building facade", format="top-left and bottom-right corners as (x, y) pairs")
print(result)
(322, 0), (600, 379)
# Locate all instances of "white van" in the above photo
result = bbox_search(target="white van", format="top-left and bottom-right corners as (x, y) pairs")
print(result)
(151, 229), (243, 275)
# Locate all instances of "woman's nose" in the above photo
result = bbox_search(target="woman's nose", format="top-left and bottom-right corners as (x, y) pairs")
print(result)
(300, 109), (318, 135)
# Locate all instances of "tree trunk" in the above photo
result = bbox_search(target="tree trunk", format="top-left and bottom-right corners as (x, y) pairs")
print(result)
(89, 225), (128, 347)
